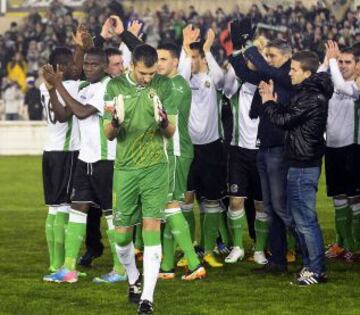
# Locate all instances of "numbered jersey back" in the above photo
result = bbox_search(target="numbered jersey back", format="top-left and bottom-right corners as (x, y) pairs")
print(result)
(40, 81), (81, 152)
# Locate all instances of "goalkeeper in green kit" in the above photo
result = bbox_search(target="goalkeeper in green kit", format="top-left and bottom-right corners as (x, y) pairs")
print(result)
(103, 43), (176, 315)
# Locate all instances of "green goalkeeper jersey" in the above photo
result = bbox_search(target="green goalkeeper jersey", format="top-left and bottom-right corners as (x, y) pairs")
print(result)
(167, 74), (193, 159)
(104, 72), (177, 170)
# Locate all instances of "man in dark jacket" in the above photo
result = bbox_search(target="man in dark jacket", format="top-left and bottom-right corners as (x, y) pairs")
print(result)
(24, 78), (42, 120)
(231, 35), (295, 272)
(259, 51), (334, 286)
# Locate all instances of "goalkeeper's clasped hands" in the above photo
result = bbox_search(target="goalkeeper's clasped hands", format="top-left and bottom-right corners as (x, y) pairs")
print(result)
(109, 93), (169, 129)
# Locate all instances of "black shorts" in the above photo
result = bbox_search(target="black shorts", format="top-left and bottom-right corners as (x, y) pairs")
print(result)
(228, 146), (262, 201)
(71, 159), (114, 210)
(187, 139), (226, 200)
(325, 145), (358, 197)
(42, 151), (79, 206)
(355, 144), (360, 193)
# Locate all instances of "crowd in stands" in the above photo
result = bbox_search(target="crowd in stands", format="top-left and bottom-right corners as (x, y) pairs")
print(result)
(0, 0), (359, 120)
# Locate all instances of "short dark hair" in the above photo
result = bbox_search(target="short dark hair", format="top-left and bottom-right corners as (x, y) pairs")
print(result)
(105, 47), (122, 61)
(157, 42), (180, 59)
(49, 47), (73, 68)
(341, 47), (359, 63)
(190, 41), (205, 58)
(267, 39), (292, 55)
(85, 47), (107, 64)
(132, 44), (158, 67)
(292, 50), (319, 74)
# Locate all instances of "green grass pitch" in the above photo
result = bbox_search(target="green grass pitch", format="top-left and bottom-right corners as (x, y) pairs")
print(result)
(1, 156), (360, 315)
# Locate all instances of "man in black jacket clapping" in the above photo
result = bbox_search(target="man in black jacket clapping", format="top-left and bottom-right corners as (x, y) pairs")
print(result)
(259, 51), (334, 286)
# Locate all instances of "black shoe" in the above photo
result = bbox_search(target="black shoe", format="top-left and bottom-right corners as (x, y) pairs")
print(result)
(129, 274), (142, 304)
(78, 248), (103, 267)
(137, 300), (153, 315)
(251, 262), (287, 275)
(294, 270), (328, 286)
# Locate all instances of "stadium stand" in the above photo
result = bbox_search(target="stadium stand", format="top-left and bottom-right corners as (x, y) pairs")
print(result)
(0, 0), (359, 120)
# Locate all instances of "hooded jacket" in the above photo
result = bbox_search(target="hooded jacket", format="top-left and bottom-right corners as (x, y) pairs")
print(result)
(263, 71), (334, 167)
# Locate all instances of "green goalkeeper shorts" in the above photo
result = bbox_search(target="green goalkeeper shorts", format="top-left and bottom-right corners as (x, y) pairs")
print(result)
(168, 155), (193, 202)
(113, 163), (169, 227)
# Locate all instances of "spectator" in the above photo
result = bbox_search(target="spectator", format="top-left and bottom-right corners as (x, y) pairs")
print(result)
(24, 77), (42, 121)
(7, 52), (28, 92)
(27, 40), (41, 75)
(259, 51), (334, 286)
(2, 79), (24, 121)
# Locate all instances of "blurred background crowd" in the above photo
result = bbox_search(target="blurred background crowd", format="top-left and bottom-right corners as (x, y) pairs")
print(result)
(0, 0), (359, 120)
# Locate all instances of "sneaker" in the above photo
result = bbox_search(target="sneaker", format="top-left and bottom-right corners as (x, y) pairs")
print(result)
(325, 243), (344, 259)
(181, 265), (206, 281)
(176, 257), (188, 268)
(253, 251), (268, 265)
(93, 270), (127, 284)
(43, 267), (78, 283)
(295, 266), (310, 279)
(78, 248), (103, 267)
(294, 270), (328, 286)
(137, 299), (153, 315)
(252, 262), (287, 275)
(225, 247), (244, 263)
(129, 274), (142, 304)
(286, 250), (296, 263)
(43, 270), (57, 282)
(203, 253), (223, 267)
(214, 239), (231, 256)
(158, 269), (176, 280)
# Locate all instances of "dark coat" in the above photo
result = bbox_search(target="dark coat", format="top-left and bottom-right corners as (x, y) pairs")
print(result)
(230, 46), (294, 148)
(264, 71), (334, 167)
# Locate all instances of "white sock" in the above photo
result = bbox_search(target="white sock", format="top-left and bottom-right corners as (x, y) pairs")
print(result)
(115, 242), (139, 285)
(141, 245), (162, 303)
(49, 206), (58, 215)
(105, 215), (114, 230)
(57, 205), (70, 214)
(68, 209), (87, 224)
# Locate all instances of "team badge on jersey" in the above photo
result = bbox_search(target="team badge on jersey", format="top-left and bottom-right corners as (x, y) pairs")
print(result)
(204, 80), (211, 88)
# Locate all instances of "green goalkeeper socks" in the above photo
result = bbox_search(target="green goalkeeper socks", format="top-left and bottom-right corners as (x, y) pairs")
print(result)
(166, 212), (200, 271)
(45, 210), (56, 270)
(106, 229), (126, 275)
(335, 204), (354, 251)
(53, 210), (69, 270)
(227, 209), (245, 248)
(160, 223), (176, 271)
(219, 211), (231, 246)
(254, 215), (269, 252)
(351, 203), (360, 251)
(203, 208), (221, 254)
(64, 210), (87, 271)
(181, 204), (195, 243)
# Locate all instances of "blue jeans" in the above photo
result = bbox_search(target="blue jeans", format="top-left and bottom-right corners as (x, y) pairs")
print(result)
(257, 147), (292, 266)
(287, 167), (325, 274)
